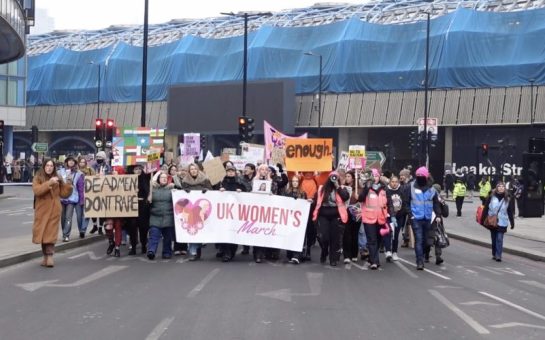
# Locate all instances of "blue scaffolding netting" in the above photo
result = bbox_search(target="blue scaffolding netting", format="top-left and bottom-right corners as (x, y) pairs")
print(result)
(27, 7), (545, 106)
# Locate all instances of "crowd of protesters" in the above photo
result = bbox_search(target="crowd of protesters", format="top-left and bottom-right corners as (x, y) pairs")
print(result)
(31, 150), (525, 269)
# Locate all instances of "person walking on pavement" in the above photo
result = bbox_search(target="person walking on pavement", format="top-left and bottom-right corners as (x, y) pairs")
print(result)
(59, 156), (85, 241)
(479, 176), (492, 205)
(481, 182), (515, 262)
(466, 171), (477, 198)
(453, 172), (467, 217)
(443, 170), (454, 199)
(358, 168), (390, 269)
(408, 166), (442, 270)
(32, 159), (73, 267)
(312, 171), (350, 267)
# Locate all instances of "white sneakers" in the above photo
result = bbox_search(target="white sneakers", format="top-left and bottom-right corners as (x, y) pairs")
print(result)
(343, 258), (351, 264)
(385, 251), (393, 262)
(392, 252), (399, 261)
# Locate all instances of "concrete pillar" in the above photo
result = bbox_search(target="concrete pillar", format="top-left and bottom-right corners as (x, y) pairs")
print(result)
(444, 126), (453, 167)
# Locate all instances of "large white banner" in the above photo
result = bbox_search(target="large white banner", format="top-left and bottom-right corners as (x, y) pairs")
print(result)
(171, 191), (311, 252)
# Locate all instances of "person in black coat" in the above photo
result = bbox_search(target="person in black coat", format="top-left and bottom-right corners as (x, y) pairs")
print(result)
(218, 165), (247, 262)
(126, 164), (151, 255)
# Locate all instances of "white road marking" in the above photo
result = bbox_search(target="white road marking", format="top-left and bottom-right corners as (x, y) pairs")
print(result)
(489, 322), (545, 330)
(520, 280), (545, 290)
(394, 261), (418, 278)
(350, 262), (368, 271)
(398, 257), (451, 280)
(460, 301), (500, 306)
(258, 272), (323, 302)
(16, 265), (127, 291)
(479, 291), (545, 322)
(68, 251), (104, 260)
(434, 285), (463, 289)
(187, 268), (220, 298)
(22, 221), (33, 225)
(145, 316), (175, 340)
(474, 266), (502, 275)
(429, 289), (490, 335)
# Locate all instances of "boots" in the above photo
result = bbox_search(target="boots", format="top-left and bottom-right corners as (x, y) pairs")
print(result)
(90, 224), (98, 234)
(40, 244), (47, 267)
(106, 239), (115, 255)
(98, 227), (104, 235)
(44, 244), (54, 268)
(114, 247), (121, 257)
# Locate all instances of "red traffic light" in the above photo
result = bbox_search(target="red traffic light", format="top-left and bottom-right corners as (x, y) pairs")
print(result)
(238, 117), (247, 125)
(95, 119), (103, 127)
(481, 143), (488, 151)
(106, 119), (114, 127)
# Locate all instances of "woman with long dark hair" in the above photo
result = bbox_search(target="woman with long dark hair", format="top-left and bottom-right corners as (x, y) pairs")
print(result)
(32, 159), (73, 267)
(312, 171), (350, 267)
(481, 182), (515, 262)
(283, 175), (309, 264)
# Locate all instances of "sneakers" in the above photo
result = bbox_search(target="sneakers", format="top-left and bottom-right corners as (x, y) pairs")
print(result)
(435, 256), (444, 265)
(147, 251), (155, 260)
(495, 258), (502, 262)
(343, 258), (351, 264)
(290, 257), (300, 265)
(416, 262), (424, 270)
(89, 225), (98, 234)
(114, 247), (120, 257)
(173, 250), (183, 256)
(79, 232), (85, 239)
(62, 236), (69, 242)
(392, 253), (399, 261)
(385, 251), (393, 262)
(370, 264), (378, 270)
(351, 257), (358, 262)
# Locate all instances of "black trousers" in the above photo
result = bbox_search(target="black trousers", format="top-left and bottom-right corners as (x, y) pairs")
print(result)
(127, 200), (150, 248)
(455, 196), (465, 216)
(363, 223), (381, 265)
(317, 215), (343, 262)
(219, 244), (238, 259)
(343, 219), (359, 259)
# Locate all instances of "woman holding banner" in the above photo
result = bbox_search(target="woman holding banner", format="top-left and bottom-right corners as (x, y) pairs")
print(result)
(32, 159), (73, 267)
(312, 171), (350, 267)
(283, 175), (309, 264)
(147, 172), (176, 260)
(181, 163), (213, 261)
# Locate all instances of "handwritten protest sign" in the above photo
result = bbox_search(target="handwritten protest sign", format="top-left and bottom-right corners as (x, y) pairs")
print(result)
(202, 157), (226, 186)
(284, 138), (333, 172)
(183, 133), (200, 157)
(172, 191), (310, 251)
(271, 147), (286, 168)
(84, 175), (139, 218)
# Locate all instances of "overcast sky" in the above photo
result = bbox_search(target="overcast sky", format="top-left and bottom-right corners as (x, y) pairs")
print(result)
(34, 0), (365, 33)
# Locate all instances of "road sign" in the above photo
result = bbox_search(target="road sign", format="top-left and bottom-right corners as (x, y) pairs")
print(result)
(366, 151), (386, 165)
(31, 143), (48, 153)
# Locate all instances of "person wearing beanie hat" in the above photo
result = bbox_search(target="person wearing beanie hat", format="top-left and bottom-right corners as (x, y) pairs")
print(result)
(407, 166), (443, 270)
(453, 173), (467, 217)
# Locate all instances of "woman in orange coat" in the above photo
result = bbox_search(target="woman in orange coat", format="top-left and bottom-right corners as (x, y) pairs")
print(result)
(32, 159), (73, 267)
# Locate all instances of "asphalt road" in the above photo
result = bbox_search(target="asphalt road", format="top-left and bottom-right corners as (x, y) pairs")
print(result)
(1, 234), (545, 340)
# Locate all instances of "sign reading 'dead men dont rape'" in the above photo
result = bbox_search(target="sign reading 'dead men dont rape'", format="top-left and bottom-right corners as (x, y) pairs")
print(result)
(172, 191), (311, 252)
(84, 175), (139, 218)
(284, 138), (333, 172)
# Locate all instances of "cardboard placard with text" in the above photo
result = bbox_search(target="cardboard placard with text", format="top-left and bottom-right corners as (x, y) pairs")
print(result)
(284, 138), (333, 172)
(84, 175), (139, 218)
(270, 147), (286, 168)
(202, 157), (226, 186)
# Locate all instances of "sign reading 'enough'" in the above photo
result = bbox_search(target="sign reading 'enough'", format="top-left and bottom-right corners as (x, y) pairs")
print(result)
(284, 138), (333, 172)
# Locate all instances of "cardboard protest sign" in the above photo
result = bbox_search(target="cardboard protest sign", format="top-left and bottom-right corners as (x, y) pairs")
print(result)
(270, 147), (286, 168)
(202, 157), (226, 186)
(172, 191), (310, 251)
(84, 175), (139, 218)
(241, 143), (265, 165)
(337, 151), (349, 171)
(284, 138), (333, 172)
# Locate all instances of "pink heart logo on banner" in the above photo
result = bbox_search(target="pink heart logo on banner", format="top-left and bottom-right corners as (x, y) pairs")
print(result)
(174, 198), (212, 235)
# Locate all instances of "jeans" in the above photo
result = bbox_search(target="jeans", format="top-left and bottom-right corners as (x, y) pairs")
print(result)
(188, 243), (201, 256)
(491, 228), (506, 259)
(392, 214), (407, 253)
(61, 203), (84, 237)
(412, 219), (431, 264)
(148, 226), (174, 257)
(358, 223), (368, 251)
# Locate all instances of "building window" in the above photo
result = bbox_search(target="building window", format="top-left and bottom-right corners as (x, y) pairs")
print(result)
(7, 79), (17, 106)
(0, 79), (7, 105)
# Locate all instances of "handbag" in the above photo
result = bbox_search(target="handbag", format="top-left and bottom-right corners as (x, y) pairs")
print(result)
(440, 201), (449, 218)
(476, 205), (485, 225)
(483, 200), (504, 231)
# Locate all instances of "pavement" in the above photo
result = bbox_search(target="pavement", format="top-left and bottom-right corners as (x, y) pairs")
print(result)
(0, 186), (104, 268)
(1, 186), (545, 269)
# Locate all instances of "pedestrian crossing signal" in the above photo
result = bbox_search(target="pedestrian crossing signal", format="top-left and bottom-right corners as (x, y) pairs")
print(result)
(481, 143), (489, 157)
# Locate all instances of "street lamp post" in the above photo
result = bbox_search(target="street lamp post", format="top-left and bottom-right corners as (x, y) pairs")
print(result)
(423, 11), (431, 168)
(304, 51), (323, 137)
(530, 79), (535, 125)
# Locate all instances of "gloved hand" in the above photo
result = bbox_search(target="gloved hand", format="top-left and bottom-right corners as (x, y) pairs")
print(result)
(277, 163), (284, 173)
(185, 189), (191, 193)
(510, 225), (515, 230)
(202, 189), (207, 194)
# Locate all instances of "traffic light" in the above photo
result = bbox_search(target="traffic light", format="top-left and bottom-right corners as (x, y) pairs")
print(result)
(31, 125), (38, 144)
(238, 116), (248, 142)
(246, 117), (255, 140)
(105, 119), (115, 147)
(200, 134), (207, 151)
(408, 130), (417, 150)
(481, 143), (489, 157)
(428, 130), (437, 148)
(0, 120), (4, 144)
(95, 119), (104, 149)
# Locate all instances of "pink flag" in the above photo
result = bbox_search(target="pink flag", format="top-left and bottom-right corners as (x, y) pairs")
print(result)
(264, 121), (308, 160)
